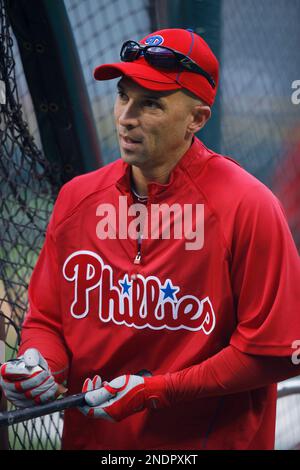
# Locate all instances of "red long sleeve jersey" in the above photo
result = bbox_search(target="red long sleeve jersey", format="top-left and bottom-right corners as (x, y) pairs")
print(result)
(20, 137), (300, 450)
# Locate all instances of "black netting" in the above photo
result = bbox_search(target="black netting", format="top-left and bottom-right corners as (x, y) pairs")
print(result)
(0, 0), (63, 449)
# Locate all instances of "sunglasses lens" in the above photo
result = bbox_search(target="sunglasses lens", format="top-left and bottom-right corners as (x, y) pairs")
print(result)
(121, 41), (141, 62)
(145, 47), (177, 69)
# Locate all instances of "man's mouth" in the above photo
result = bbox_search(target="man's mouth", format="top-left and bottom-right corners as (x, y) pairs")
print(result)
(119, 134), (143, 150)
(120, 135), (142, 144)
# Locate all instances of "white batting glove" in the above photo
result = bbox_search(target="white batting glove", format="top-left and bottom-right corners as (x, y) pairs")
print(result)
(0, 348), (59, 408)
(80, 373), (171, 422)
(80, 374), (145, 422)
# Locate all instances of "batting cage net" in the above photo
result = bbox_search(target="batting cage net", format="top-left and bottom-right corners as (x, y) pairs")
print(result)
(0, 0), (299, 450)
(0, 0), (64, 449)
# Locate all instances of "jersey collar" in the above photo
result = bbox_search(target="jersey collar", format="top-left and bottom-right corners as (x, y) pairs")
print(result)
(115, 137), (210, 201)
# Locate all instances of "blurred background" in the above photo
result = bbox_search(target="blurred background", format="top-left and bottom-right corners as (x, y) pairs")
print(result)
(0, 0), (299, 450)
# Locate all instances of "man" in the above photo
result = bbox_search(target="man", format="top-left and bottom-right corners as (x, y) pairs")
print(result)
(1, 28), (300, 450)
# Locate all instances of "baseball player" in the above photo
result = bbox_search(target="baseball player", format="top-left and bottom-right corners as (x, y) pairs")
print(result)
(1, 28), (300, 450)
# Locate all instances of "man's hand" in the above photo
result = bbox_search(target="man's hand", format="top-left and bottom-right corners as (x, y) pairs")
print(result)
(80, 373), (170, 422)
(0, 348), (64, 408)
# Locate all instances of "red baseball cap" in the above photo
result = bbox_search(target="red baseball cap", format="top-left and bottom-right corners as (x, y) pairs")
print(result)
(94, 28), (219, 106)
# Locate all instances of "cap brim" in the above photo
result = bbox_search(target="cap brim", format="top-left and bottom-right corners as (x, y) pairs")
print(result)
(94, 62), (182, 92)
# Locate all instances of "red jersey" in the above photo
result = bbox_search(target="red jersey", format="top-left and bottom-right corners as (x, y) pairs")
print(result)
(20, 137), (300, 449)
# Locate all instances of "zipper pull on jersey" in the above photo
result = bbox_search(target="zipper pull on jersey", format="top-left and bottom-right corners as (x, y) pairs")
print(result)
(134, 253), (141, 264)
(134, 234), (142, 264)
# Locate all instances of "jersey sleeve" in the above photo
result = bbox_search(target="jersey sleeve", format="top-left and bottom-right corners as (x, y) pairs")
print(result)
(18, 188), (70, 383)
(229, 185), (300, 356)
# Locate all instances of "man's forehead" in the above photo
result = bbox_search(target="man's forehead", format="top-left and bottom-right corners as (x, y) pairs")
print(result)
(117, 76), (178, 99)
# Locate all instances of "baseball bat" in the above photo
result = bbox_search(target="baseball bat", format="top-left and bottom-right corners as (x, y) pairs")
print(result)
(0, 368), (152, 427)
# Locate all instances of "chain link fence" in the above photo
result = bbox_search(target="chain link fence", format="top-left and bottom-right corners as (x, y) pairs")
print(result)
(220, 0), (300, 249)
(64, 0), (153, 165)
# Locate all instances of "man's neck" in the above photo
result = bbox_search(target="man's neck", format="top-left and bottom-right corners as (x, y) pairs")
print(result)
(131, 138), (193, 196)
(131, 166), (171, 197)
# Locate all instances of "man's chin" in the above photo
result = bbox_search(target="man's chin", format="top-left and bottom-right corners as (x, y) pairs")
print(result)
(120, 151), (144, 167)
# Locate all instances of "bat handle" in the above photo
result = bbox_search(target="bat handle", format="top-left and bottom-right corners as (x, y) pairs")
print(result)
(0, 369), (152, 427)
(0, 392), (86, 427)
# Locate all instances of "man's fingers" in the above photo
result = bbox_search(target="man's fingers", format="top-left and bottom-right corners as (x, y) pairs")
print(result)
(84, 387), (114, 407)
(24, 377), (56, 399)
(1, 361), (34, 379)
(23, 348), (41, 368)
(2, 389), (35, 408)
(82, 375), (102, 393)
(2, 369), (50, 391)
(79, 375), (109, 416)
(35, 382), (58, 404)
(80, 404), (114, 421)
(82, 378), (92, 393)
(92, 375), (102, 389)
(5, 381), (58, 406)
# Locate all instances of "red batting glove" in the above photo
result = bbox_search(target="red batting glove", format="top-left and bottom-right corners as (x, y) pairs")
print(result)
(80, 374), (171, 422)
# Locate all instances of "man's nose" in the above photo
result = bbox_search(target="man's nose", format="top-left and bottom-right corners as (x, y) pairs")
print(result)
(118, 103), (139, 129)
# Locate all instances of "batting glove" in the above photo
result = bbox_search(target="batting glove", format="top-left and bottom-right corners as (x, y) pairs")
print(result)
(0, 348), (60, 408)
(80, 373), (170, 422)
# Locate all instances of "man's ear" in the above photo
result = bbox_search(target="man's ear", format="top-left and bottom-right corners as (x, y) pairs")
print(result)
(187, 105), (211, 135)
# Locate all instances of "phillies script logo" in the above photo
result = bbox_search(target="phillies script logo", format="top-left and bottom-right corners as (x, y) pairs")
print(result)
(63, 250), (216, 333)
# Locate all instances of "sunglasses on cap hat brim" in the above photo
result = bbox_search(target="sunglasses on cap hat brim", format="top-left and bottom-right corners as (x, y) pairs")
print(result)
(120, 40), (215, 89)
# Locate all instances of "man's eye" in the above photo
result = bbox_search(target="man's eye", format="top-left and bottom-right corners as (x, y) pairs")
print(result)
(144, 100), (160, 109)
(117, 91), (127, 100)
